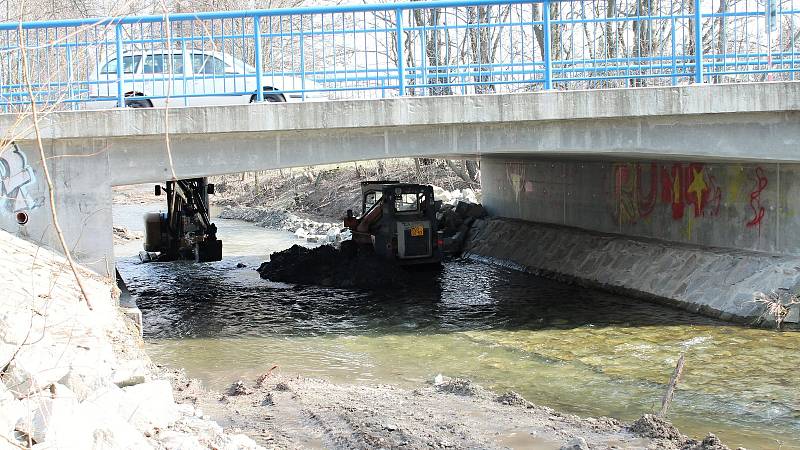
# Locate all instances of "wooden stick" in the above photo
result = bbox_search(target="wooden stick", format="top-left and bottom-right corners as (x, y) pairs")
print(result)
(658, 353), (686, 418)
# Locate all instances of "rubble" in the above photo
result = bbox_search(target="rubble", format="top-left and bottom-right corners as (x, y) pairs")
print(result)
(0, 229), (264, 450)
(219, 207), (351, 246)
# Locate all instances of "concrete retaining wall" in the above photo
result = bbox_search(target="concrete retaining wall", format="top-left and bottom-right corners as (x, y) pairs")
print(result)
(0, 140), (113, 277)
(465, 218), (800, 324)
(482, 158), (800, 256)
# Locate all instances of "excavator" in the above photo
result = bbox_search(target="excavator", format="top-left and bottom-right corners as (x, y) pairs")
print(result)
(344, 181), (442, 265)
(141, 177), (222, 262)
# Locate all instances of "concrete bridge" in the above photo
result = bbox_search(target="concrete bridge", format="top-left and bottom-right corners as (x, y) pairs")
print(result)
(2, 81), (799, 322)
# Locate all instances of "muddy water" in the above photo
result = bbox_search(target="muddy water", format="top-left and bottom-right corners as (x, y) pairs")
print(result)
(114, 204), (800, 450)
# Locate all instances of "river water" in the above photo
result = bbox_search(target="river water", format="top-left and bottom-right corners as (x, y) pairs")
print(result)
(114, 203), (800, 449)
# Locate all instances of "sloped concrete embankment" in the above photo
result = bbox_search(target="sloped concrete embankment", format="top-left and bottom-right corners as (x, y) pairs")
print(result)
(465, 218), (800, 325)
(0, 229), (263, 450)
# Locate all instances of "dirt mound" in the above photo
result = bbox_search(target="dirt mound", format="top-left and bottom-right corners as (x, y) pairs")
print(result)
(257, 243), (439, 289)
(227, 380), (252, 396)
(434, 377), (484, 396)
(682, 434), (731, 450)
(629, 414), (684, 441)
(496, 391), (534, 408)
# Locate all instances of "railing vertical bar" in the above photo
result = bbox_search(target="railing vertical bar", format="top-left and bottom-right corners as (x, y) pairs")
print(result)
(395, 8), (405, 96)
(693, 0), (703, 83)
(254, 16), (263, 102)
(671, 17), (677, 86)
(420, 12), (428, 96)
(115, 23), (124, 107)
(300, 15), (306, 100)
(543, 0), (552, 90)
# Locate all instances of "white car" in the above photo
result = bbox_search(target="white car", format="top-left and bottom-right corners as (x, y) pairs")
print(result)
(87, 49), (327, 108)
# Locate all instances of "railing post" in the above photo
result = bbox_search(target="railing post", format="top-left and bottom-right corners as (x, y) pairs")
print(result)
(395, 8), (405, 96)
(253, 16), (264, 102)
(542, 0), (552, 90)
(420, 25), (428, 96)
(300, 18), (306, 101)
(114, 24), (124, 108)
(693, 0), (703, 84)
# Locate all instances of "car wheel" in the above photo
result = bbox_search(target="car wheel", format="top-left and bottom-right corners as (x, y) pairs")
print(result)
(125, 97), (153, 108)
(250, 89), (286, 103)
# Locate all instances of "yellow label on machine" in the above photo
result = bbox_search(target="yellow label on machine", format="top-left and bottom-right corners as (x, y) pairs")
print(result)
(410, 225), (425, 237)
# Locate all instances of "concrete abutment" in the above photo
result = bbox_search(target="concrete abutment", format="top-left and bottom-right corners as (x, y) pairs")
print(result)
(0, 138), (114, 277)
(477, 157), (800, 324)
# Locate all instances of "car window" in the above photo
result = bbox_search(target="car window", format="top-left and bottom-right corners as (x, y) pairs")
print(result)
(142, 54), (184, 74)
(100, 55), (141, 74)
(191, 54), (229, 75)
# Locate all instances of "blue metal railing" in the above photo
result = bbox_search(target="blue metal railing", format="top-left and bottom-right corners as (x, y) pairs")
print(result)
(0, 0), (797, 111)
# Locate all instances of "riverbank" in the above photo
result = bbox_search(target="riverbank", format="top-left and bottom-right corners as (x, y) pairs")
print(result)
(0, 229), (263, 449)
(167, 368), (730, 450)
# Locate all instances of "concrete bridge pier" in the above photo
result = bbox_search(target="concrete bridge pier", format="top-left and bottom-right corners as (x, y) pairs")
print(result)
(0, 138), (114, 277)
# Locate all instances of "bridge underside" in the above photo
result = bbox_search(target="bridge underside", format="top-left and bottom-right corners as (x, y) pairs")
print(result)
(0, 83), (798, 286)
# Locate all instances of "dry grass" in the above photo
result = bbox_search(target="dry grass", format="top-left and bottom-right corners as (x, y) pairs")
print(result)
(752, 290), (800, 328)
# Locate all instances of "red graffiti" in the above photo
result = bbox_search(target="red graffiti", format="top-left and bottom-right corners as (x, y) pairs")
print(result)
(637, 163), (658, 218)
(657, 163), (721, 220)
(746, 166), (768, 229)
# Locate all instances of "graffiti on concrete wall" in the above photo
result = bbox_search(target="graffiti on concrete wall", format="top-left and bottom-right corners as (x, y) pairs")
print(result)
(0, 143), (38, 215)
(660, 163), (722, 220)
(745, 166), (768, 230)
(505, 163), (526, 203)
(612, 163), (657, 225)
(612, 162), (722, 226)
(612, 162), (775, 235)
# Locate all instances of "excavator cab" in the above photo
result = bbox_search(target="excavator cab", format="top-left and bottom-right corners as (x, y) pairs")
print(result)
(345, 181), (442, 265)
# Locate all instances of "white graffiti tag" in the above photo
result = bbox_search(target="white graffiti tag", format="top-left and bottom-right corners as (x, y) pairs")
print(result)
(0, 143), (36, 212)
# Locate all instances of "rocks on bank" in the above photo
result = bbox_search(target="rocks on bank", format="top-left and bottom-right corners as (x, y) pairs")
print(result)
(0, 229), (263, 450)
(218, 207), (351, 245)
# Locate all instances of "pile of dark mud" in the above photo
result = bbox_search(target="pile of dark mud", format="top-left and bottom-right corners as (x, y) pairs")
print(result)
(256, 200), (486, 289)
(257, 242), (439, 289)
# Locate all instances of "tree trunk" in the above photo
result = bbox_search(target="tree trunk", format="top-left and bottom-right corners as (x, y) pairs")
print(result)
(466, 160), (480, 182)
(445, 159), (471, 183)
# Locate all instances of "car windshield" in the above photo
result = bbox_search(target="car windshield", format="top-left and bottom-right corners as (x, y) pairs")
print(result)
(100, 55), (141, 74)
